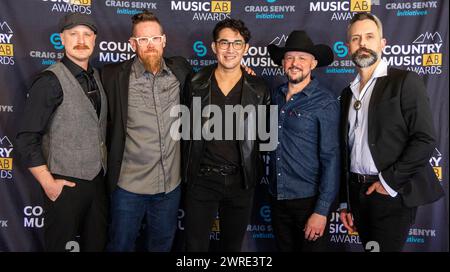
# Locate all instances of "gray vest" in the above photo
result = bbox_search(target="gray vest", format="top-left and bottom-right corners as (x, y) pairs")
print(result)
(42, 62), (107, 180)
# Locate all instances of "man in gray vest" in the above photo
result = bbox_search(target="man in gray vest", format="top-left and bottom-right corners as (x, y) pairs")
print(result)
(16, 13), (108, 252)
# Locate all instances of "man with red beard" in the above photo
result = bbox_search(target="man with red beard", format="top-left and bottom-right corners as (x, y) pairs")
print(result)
(267, 30), (340, 251)
(339, 13), (444, 251)
(16, 13), (108, 251)
(101, 10), (192, 251)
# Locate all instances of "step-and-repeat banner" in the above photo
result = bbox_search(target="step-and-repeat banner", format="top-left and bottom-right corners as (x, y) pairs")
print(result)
(0, 0), (448, 252)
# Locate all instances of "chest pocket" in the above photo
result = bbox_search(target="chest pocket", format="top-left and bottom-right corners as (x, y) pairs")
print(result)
(285, 108), (316, 136)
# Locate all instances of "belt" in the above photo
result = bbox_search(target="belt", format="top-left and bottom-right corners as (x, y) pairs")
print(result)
(350, 172), (379, 184)
(199, 165), (238, 176)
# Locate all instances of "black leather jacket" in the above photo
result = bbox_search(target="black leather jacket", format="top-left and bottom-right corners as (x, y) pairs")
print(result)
(183, 65), (271, 189)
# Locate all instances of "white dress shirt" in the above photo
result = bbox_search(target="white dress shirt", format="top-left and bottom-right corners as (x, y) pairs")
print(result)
(348, 59), (397, 197)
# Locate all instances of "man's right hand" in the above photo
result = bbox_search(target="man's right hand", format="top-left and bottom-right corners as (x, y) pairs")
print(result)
(29, 165), (77, 202)
(43, 179), (76, 201)
(340, 209), (356, 233)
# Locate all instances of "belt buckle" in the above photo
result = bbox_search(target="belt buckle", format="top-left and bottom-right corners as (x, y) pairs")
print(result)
(361, 175), (367, 183)
(356, 174), (366, 183)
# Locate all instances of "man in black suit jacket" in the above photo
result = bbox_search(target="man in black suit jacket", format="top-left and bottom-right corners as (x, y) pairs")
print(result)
(101, 10), (192, 251)
(339, 12), (444, 252)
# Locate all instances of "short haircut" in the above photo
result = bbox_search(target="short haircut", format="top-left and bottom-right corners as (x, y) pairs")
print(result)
(347, 12), (383, 41)
(131, 9), (164, 35)
(213, 18), (251, 43)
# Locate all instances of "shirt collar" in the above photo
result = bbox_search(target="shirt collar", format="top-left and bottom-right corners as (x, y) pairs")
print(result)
(133, 57), (170, 79)
(350, 58), (388, 89)
(278, 78), (318, 98)
(62, 56), (93, 77)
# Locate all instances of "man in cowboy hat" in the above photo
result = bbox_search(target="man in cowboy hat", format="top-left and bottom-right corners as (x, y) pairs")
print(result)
(267, 30), (340, 251)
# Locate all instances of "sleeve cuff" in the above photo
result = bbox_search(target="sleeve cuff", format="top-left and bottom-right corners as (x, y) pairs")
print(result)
(314, 199), (332, 216)
(338, 202), (348, 211)
(378, 173), (398, 197)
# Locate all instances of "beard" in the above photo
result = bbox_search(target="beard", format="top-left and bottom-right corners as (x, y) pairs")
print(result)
(140, 49), (162, 73)
(286, 66), (309, 84)
(352, 47), (378, 68)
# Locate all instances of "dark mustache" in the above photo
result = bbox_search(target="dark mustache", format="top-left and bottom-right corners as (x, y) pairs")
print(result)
(356, 47), (375, 55)
(288, 66), (302, 71)
(73, 44), (90, 50)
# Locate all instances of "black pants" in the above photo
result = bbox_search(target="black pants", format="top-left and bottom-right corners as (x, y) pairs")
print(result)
(184, 172), (254, 252)
(43, 171), (108, 252)
(271, 196), (330, 252)
(349, 180), (416, 252)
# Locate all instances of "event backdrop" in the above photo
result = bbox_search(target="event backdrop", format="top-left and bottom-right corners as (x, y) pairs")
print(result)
(0, 0), (448, 252)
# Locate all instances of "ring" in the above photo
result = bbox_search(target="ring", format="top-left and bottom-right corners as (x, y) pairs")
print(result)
(314, 233), (320, 236)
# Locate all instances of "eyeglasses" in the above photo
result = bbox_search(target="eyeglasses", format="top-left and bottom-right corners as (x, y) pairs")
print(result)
(131, 36), (164, 46)
(215, 39), (245, 50)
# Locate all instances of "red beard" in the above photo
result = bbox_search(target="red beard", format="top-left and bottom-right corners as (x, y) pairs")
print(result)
(141, 49), (162, 73)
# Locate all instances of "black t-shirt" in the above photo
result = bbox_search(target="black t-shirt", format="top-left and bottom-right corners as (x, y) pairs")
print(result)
(201, 74), (243, 168)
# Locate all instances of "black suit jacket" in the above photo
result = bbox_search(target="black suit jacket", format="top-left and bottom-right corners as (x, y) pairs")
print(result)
(339, 68), (444, 209)
(101, 56), (193, 195)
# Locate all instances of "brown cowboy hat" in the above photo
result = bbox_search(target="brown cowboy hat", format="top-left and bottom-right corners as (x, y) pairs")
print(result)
(268, 30), (333, 67)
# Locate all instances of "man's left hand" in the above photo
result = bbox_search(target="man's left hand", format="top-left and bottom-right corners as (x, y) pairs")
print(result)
(304, 213), (327, 241)
(366, 181), (389, 195)
(241, 65), (256, 75)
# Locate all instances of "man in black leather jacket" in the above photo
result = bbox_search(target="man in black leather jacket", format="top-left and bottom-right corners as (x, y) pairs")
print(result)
(183, 18), (271, 252)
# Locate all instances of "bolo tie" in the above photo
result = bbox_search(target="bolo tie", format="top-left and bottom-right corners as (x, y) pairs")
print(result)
(353, 78), (375, 128)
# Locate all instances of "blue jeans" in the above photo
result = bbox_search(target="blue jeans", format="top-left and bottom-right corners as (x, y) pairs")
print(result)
(107, 185), (181, 252)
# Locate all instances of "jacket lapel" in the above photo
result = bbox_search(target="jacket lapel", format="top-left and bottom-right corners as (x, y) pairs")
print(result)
(340, 87), (352, 141)
(118, 59), (133, 132)
(368, 74), (389, 129)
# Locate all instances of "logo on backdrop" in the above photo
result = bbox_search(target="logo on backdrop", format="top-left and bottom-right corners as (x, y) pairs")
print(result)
(0, 136), (13, 180)
(0, 219), (7, 228)
(0, 21), (14, 65)
(29, 32), (65, 66)
(430, 148), (443, 182)
(170, 1), (231, 21)
(240, 34), (286, 77)
(193, 41), (207, 57)
(23, 206), (44, 228)
(327, 41), (355, 74)
(309, 0), (380, 21)
(407, 228), (438, 244)
(382, 31), (443, 75)
(210, 213), (220, 241)
(260, 154), (270, 185)
(247, 205), (274, 239)
(243, 1), (296, 20)
(98, 40), (135, 63)
(188, 40), (216, 72)
(50, 33), (64, 50)
(329, 211), (362, 245)
(41, 0), (92, 14)
(384, 1), (438, 17)
(104, 0), (157, 16)
(0, 105), (13, 113)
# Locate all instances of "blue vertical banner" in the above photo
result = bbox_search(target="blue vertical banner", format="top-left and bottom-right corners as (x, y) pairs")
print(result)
(0, 0), (448, 251)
